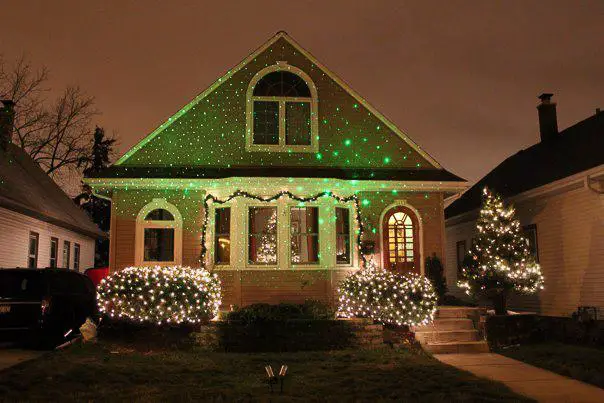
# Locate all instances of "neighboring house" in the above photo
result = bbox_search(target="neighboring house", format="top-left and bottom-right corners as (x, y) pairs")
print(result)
(0, 100), (102, 272)
(445, 94), (604, 317)
(85, 32), (465, 307)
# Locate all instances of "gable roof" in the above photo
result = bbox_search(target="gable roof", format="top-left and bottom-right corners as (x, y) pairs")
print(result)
(113, 31), (443, 170)
(446, 110), (604, 219)
(0, 143), (103, 238)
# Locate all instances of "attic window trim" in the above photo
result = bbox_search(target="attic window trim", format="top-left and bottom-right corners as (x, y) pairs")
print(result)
(245, 63), (319, 153)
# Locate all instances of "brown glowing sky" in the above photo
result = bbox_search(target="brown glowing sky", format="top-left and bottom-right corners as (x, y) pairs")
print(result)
(2, 1), (603, 183)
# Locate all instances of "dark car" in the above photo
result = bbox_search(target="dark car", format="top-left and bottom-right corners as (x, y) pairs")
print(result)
(0, 269), (97, 348)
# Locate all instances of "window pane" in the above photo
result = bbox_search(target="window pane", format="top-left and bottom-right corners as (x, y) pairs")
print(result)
(253, 71), (311, 97)
(74, 244), (80, 271)
(215, 208), (230, 264)
(49, 238), (58, 268)
(63, 241), (70, 269)
(290, 207), (319, 264)
(336, 208), (351, 264)
(248, 207), (277, 264)
(253, 101), (279, 145)
(144, 228), (175, 262)
(145, 209), (174, 221)
(285, 102), (311, 145)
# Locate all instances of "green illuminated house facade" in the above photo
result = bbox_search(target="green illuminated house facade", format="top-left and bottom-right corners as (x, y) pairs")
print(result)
(86, 32), (465, 307)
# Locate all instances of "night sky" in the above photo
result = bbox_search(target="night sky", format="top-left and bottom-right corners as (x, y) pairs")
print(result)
(2, 1), (603, 183)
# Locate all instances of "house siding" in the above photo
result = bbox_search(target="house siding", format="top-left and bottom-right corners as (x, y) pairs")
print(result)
(445, 185), (604, 317)
(0, 207), (95, 271)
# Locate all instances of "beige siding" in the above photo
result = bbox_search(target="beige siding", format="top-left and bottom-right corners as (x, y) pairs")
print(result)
(444, 220), (476, 298)
(0, 207), (95, 271)
(446, 185), (604, 317)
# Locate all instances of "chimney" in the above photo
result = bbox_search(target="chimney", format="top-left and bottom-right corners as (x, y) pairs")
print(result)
(537, 93), (558, 142)
(0, 100), (16, 151)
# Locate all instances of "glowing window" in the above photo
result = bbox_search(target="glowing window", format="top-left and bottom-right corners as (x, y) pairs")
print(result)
(290, 207), (319, 264)
(387, 212), (414, 263)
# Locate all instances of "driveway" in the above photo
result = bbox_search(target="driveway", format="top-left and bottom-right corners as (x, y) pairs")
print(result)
(0, 347), (43, 371)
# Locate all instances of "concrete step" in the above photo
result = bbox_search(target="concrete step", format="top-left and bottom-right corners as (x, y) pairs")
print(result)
(415, 329), (480, 344)
(435, 306), (484, 319)
(413, 318), (475, 332)
(424, 340), (490, 354)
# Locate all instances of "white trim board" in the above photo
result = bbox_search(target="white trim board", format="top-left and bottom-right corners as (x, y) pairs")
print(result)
(114, 31), (442, 169)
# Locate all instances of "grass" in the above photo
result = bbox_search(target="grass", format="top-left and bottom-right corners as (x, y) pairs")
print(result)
(0, 342), (531, 402)
(500, 342), (604, 389)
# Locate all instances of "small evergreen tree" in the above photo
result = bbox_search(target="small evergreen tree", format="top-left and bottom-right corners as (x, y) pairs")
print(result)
(425, 254), (447, 303)
(74, 127), (116, 267)
(458, 188), (544, 315)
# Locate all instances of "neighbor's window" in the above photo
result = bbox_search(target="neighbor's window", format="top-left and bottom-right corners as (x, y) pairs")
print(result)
(456, 240), (466, 273)
(214, 207), (231, 264)
(250, 69), (315, 148)
(63, 240), (71, 269)
(290, 207), (319, 264)
(143, 208), (176, 262)
(74, 243), (81, 271)
(28, 232), (39, 269)
(522, 224), (539, 262)
(248, 207), (277, 264)
(336, 208), (351, 264)
(49, 237), (58, 268)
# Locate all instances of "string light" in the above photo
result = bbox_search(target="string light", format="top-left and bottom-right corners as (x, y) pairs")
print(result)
(97, 266), (222, 325)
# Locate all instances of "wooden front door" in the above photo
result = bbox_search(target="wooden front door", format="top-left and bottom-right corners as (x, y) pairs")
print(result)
(382, 206), (420, 274)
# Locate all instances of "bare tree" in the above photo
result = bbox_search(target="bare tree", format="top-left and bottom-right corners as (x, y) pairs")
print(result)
(0, 54), (99, 177)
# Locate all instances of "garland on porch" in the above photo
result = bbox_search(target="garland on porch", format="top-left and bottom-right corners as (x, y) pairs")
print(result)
(200, 190), (366, 267)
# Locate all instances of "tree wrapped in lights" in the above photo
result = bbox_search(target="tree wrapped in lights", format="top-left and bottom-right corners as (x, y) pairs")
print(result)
(458, 188), (544, 315)
(97, 266), (222, 325)
(337, 261), (438, 327)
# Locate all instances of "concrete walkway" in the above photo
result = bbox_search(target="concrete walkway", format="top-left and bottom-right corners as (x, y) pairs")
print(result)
(0, 349), (43, 372)
(435, 353), (604, 403)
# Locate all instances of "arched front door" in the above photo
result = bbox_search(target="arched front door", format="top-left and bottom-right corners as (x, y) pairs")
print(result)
(382, 206), (420, 274)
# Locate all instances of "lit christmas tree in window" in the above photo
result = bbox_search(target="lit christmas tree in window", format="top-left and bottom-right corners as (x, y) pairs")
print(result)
(256, 209), (277, 264)
(458, 188), (544, 315)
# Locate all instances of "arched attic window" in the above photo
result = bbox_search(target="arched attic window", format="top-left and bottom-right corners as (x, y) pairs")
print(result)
(246, 63), (318, 152)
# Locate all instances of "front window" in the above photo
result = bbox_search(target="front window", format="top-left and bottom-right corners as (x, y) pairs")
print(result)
(336, 208), (351, 264)
(49, 237), (58, 268)
(74, 243), (81, 271)
(247, 66), (317, 151)
(63, 241), (71, 269)
(28, 232), (39, 269)
(522, 224), (539, 262)
(248, 207), (277, 264)
(214, 208), (231, 264)
(143, 209), (176, 263)
(290, 207), (319, 264)
(456, 240), (466, 273)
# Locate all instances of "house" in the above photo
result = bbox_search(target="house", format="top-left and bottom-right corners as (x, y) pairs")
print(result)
(0, 100), (102, 271)
(445, 94), (604, 317)
(85, 32), (466, 307)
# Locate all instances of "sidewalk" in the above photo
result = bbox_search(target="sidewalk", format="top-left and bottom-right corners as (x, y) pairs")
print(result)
(434, 353), (604, 403)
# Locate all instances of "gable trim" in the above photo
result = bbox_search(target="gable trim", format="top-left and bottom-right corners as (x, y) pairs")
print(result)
(115, 32), (442, 169)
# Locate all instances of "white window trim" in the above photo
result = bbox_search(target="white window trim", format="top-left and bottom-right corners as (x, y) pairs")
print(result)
(378, 201), (424, 275)
(135, 199), (183, 266)
(245, 62), (319, 153)
(287, 202), (322, 268)
(245, 202), (280, 268)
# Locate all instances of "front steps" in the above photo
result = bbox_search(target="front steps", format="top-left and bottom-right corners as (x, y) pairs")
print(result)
(413, 306), (489, 354)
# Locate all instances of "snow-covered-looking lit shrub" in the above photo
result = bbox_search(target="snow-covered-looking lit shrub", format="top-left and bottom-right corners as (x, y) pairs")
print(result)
(97, 266), (221, 325)
(337, 264), (437, 327)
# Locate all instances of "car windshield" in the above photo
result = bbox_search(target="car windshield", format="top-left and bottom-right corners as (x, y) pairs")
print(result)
(0, 271), (44, 299)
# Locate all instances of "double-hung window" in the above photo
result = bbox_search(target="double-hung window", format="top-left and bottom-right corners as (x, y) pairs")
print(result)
(290, 207), (319, 264)
(248, 207), (278, 265)
(214, 208), (231, 264)
(63, 240), (71, 269)
(49, 237), (58, 268)
(335, 208), (351, 264)
(28, 232), (39, 269)
(143, 209), (176, 263)
(73, 243), (81, 271)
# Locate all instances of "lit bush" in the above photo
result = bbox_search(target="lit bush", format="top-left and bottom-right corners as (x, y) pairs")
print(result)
(97, 266), (221, 325)
(337, 264), (438, 327)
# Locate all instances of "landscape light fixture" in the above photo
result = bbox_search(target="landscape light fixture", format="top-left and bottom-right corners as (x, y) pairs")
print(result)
(264, 364), (288, 394)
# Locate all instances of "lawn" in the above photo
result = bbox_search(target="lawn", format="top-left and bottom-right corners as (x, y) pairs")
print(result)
(0, 343), (531, 402)
(500, 342), (604, 389)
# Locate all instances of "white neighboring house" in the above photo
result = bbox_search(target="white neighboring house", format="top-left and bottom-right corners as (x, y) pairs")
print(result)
(445, 94), (604, 317)
(0, 100), (102, 272)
